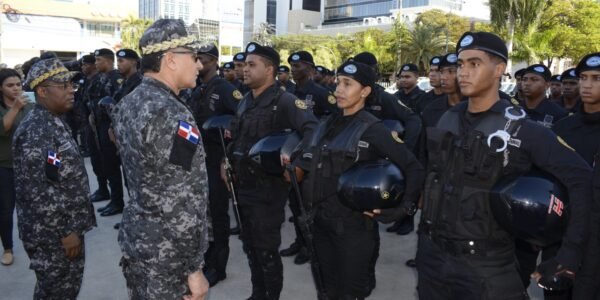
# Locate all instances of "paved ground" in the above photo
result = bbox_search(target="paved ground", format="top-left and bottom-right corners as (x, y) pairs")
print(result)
(0, 158), (545, 299)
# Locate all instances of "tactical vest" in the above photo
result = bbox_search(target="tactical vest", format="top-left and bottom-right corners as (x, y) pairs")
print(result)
(303, 110), (379, 204)
(230, 88), (283, 165)
(423, 100), (528, 241)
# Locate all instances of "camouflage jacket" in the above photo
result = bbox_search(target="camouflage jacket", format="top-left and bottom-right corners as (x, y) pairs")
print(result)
(12, 104), (96, 249)
(112, 76), (209, 275)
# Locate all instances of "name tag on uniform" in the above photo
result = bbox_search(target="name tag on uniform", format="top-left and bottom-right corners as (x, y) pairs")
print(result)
(358, 141), (370, 148)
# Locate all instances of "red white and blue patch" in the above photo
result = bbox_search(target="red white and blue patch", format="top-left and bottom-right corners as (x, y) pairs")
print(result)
(47, 151), (61, 167)
(177, 120), (200, 144)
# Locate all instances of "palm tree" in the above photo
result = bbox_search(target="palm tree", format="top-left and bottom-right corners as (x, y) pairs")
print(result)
(489, 0), (548, 72)
(400, 23), (447, 74)
(120, 15), (153, 53)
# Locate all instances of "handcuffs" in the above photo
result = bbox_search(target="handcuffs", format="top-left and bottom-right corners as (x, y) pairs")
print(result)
(486, 106), (526, 152)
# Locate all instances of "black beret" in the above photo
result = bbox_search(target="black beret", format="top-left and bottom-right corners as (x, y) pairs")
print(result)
(245, 42), (280, 67)
(439, 53), (458, 68)
(576, 52), (600, 76)
(222, 62), (234, 70)
(81, 54), (96, 64)
(430, 56), (442, 66)
(315, 65), (329, 74)
(561, 68), (578, 81)
(278, 65), (290, 73)
(353, 52), (378, 67)
(233, 52), (246, 62)
(456, 31), (508, 62)
(198, 43), (219, 58)
(116, 49), (139, 60)
(288, 51), (314, 66)
(398, 63), (419, 76)
(336, 60), (376, 88)
(94, 48), (115, 58)
(523, 64), (551, 81)
(550, 75), (561, 82)
(514, 68), (526, 78)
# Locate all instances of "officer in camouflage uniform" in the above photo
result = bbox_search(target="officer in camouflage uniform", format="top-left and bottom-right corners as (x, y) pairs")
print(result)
(12, 58), (97, 300)
(111, 19), (210, 299)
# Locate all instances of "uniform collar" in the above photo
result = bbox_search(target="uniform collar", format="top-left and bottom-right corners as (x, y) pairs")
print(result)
(249, 83), (279, 104)
(449, 98), (511, 113)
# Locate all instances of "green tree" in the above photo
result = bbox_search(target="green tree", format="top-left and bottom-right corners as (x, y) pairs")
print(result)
(489, 0), (549, 72)
(120, 15), (153, 54)
(400, 23), (446, 74)
(414, 9), (472, 52)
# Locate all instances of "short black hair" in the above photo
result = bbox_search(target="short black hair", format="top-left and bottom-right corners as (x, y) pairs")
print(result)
(258, 56), (277, 78)
(485, 52), (505, 65)
(141, 52), (162, 73)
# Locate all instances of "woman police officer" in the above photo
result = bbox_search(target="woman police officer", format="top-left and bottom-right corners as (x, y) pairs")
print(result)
(291, 60), (425, 299)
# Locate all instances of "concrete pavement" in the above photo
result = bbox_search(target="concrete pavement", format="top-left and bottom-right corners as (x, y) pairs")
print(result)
(0, 158), (544, 299)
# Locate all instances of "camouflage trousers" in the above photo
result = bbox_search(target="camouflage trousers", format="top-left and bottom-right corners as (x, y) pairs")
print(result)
(24, 238), (85, 300)
(121, 256), (189, 299)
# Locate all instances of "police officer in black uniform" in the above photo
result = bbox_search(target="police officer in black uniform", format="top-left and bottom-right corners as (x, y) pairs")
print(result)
(415, 56), (446, 114)
(75, 54), (97, 156)
(514, 68), (526, 101)
(394, 63), (425, 111)
(83, 49), (123, 210)
(293, 60), (425, 299)
(190, 43), (241, 287)
(226, 42), (317, 300)
(421, 53), (463, 129)
(87, 48), (125, 216)
(549, 75), (562, 104)
(520, 64), (568, 127)
(314, 66), (335, 92)
(554, 53), (600, 299)
(233, 52), (250, 95)
(417, 32), (592, 300)
(223, 61), (237, 84)
(277, 65), (295, 94)
(350, 52), (423, 241)
(288, 51), (338, 118)
(112, 49), (142, 102)
(559, 68), (581, 113)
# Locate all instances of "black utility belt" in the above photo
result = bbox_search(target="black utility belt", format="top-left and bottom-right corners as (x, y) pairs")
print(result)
(420, 224), (505, 258)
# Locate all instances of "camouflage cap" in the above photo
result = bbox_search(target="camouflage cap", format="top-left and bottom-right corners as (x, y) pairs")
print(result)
(139, 19), (200, 55)
(25, 58), (74, 89)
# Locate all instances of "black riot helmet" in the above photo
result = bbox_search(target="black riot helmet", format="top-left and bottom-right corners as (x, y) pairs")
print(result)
(490, 171), (569, 247)
(98, 96), (115, 115)
(337, 159), (406, 211)
(248, 130), (301, 175)
(202, 114), (234, 131)
(382, 119), (405, 138)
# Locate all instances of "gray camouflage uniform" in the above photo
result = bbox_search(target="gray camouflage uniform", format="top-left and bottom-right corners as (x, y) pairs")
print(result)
(111, 19), (209, 298)
(12, 58), (97, 300)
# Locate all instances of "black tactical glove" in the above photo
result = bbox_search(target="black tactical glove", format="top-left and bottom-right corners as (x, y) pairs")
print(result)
(535, 258), (575, 291)
(371, 201), (416, 224)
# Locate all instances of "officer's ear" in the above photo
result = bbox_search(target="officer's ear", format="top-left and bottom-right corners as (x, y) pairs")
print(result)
(361, 85), (372, 99)
(493, 62), (506, 81)
(161, 52), (178, 71)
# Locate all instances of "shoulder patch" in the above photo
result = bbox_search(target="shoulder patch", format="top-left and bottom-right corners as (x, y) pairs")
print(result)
(510, 98), (520, 106)
(557, 136), (574, 152)
(380, 191), (390, 200)
(295, 99), (307, 110)
(233, 90), (242, 100)
(391, 131), (404, 143)
(117, 78), (124, 85)
(328, 94), (336, 105)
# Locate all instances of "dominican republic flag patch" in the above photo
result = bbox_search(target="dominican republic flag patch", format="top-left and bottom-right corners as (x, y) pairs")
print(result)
(47, 151), (61, 167)
(177, 121), (200, 145)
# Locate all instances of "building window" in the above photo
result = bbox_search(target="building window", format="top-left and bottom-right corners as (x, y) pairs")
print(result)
(303, 0), (321, 11)
(324, 0), (393, 23)
(85, 22), (116, 37)
(267, 0), (277, 26)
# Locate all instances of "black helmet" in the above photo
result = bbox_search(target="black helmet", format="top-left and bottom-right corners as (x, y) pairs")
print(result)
(202, 114), (234, 131)
(337, 159), (405, 211)
(382, 119), (405, 138)
(490, 171), (569, 247)
(248, 130), (301, 175)
(98, 96), (115, 115)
